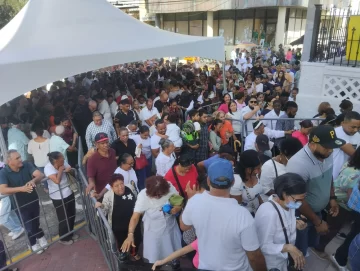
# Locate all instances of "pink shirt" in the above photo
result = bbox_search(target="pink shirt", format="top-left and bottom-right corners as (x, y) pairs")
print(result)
(292, 130), (308, 146)
(190, 239), (199, 268)
(235, 100), (245, 111)
(218, 104), (229, 114)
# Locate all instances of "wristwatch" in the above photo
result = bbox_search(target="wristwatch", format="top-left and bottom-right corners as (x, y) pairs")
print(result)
(330, 196), (338, 200)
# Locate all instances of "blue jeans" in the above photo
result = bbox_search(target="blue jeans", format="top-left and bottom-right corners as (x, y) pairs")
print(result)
(0, 196), (22, 233)
(136, 157), (152, 191)
(295, 212), (321, 256)
(349, 233), (360, 271)
(37, 167), (48, 190)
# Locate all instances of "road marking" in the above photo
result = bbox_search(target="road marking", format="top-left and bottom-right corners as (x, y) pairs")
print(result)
(6, 221), (87, 265)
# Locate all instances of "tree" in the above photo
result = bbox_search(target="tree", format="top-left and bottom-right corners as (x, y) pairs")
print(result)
(0, 0), (27, 29)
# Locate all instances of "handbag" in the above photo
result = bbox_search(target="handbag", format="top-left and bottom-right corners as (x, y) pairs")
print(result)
(135, 154), (148, 170)
(65, 171), (78, 192)
(269, 201), (300, 271)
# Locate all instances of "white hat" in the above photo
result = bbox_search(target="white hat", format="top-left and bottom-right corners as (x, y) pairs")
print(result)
(55, 125), (65, 135)
(194, 122), (201, 132)
(121, 95), (128, 100)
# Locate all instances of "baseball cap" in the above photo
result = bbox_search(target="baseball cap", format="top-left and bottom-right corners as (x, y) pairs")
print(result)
(253, 120), (263, 130)
(309, 125), (345, 149)
(256, 134), (270, 151)
(95, 132), (109, 143)
(208, 160), (234, 187)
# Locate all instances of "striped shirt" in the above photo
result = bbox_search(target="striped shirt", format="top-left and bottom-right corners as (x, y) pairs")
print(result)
(85, 120), (117, 149)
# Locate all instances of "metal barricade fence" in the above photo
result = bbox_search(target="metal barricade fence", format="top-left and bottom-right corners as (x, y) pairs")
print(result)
(0, 168), (86, 270)
(77, 137), (120, 271)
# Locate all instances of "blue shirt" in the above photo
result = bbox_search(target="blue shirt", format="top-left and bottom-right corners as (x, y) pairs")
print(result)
(348, 183), (360, 213)
(7, 127), (29, 161)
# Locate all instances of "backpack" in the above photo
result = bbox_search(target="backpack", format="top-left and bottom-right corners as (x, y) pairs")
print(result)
(181, 120), (197, 143)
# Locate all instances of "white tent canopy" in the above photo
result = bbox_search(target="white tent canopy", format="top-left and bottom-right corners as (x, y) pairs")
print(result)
(0, 0), (224, 104)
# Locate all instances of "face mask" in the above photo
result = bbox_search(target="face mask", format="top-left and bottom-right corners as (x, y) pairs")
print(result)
(286, 201), (302, 209)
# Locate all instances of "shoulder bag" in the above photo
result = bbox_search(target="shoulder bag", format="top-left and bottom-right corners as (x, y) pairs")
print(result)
(172, 165), (187, 205)
(269, 201), (300, 271)
(271, 159), (278, 178)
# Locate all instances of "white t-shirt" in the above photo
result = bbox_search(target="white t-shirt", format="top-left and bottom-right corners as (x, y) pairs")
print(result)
(30, 130), (51, 139)
(182, 192), (259, 271)
(241, 106), (260, 135)
(27, 139), (50, 167)
(150, 133), (162, 152)
(252, 83), (264, 93)
(44, 162), (73, 200)
(226, 111), (242, 134)
(255, 196), (296, 271)
(155, 152), (176, 177)
(131, 134), (152, 159)
(140, 107), (159, 127)
(230, 174), (264, 214)
(165, 123), (182, 148)
(50, 135), (70, 163)
(332, 126), (360, 179)
(114, 167), (138, 194)
(260, 160), (287, 201)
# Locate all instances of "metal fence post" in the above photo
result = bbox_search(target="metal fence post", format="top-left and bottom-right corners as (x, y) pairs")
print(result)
(309, 4), (323, 61)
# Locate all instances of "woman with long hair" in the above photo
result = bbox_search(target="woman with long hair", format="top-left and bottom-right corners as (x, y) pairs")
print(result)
(231, 150), (263, 216)
(121, 176), (182, 265)
(209, 119), (223, 152)
(217, 93), (231, 114)
(275, 71), (286, 87)
(255, 173), (307, 271)
(226, 100), (242, 142)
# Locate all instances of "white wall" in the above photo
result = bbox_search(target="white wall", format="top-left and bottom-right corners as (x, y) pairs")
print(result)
(297, 62), (360, 118)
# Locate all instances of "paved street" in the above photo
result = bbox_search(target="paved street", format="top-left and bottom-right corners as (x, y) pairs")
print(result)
(0, 184), (85, 261)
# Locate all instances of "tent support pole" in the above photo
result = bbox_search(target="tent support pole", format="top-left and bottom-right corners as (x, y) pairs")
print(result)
(222, 61), (227, 92)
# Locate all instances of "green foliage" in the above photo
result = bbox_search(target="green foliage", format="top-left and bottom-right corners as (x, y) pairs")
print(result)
(0, 0), (27, 29)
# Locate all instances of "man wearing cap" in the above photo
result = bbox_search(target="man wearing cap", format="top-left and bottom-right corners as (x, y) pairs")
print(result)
(286, 126), (345, 256)
(85, 111), (117, 150)
(244, 120), (291, 151)
(180, 160), (267, 271)
(86, 132), (117, 198)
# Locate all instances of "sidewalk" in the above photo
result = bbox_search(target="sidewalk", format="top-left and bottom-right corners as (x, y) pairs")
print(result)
(11, 229), (108, 271)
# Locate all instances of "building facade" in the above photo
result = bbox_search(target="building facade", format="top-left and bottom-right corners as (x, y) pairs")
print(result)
(148, 0), (310, 48)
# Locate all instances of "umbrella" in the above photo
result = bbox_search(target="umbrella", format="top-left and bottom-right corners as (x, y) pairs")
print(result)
(290, 35), (304, 46)
(235, 42), (258, 49)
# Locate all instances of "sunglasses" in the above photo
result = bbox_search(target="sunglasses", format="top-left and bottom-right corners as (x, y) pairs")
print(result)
(249, 101), (258, 104)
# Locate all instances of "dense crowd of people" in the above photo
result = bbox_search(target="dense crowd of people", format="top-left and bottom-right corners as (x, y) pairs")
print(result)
(0, 51), (359, 271)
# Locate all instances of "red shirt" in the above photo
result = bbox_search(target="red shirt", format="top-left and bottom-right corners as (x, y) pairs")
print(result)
(164, 165), (198, 199)
(87, 148), (117, 193)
